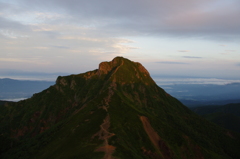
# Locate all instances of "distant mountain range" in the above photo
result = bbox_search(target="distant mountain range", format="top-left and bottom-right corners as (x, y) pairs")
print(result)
(180, 99), (240, 107)
(0, 78), (54, 101)
(0, 57), (239, 159)
(161, 83), (240, 107)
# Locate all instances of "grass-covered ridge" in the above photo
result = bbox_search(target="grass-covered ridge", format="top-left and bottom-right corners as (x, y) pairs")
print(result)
(0, 57), (239, 159)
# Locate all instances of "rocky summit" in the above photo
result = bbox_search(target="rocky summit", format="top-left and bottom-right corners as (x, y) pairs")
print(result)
(0, 57), (239, 159)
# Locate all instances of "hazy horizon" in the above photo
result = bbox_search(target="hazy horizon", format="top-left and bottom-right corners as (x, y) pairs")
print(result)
(1, 75), (240, 103)
(1, 70), (240, 82)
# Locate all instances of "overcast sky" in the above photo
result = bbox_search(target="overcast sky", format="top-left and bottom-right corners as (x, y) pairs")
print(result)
(0, 0), (240, 80)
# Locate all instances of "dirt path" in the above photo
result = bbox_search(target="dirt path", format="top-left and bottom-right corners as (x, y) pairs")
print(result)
(94, 115), (116, 159)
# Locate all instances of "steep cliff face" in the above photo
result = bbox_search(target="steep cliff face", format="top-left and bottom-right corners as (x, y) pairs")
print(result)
(0, 57), (239, 159)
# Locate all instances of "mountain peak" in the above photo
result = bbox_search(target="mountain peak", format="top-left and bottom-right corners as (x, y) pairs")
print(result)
(98, 56), (124, 75)
(98, 56), (152, 84)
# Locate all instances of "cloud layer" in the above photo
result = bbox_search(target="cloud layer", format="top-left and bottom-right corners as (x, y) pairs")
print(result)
(0, 0), (240, 79)
(1, 0), (240, 40)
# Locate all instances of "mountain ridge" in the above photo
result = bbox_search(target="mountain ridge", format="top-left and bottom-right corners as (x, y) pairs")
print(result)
(0, 57), (239, 159)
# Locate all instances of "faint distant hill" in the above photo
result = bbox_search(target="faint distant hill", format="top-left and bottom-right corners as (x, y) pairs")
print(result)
(0, 78), (54, 100)
(160, 82), (240, 107)
(181, 99), (240, 107)
(191, 103), (240, 133)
